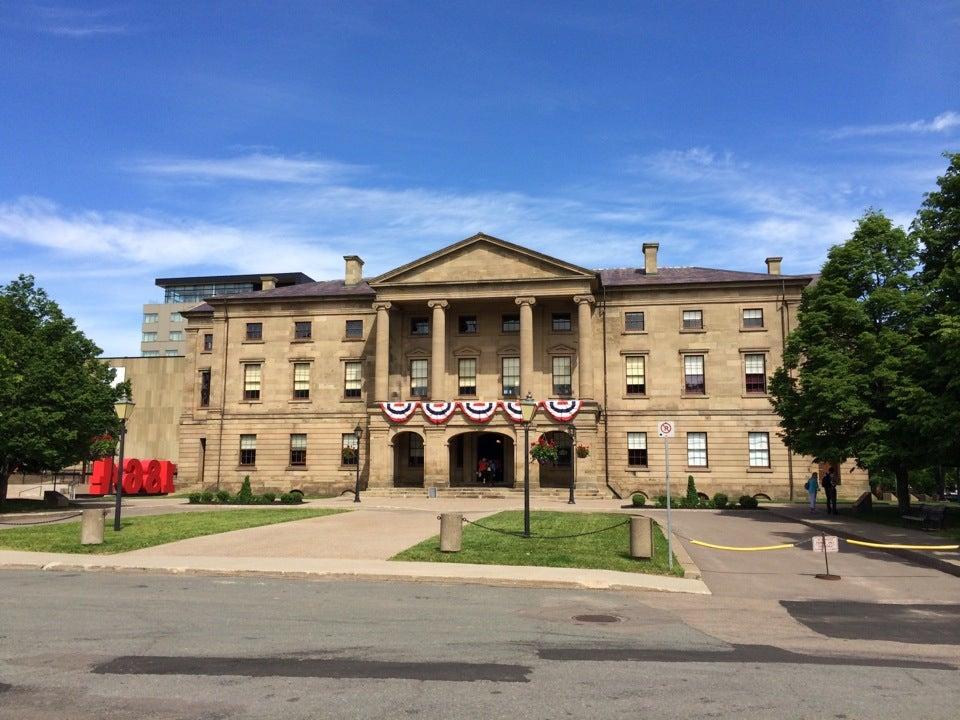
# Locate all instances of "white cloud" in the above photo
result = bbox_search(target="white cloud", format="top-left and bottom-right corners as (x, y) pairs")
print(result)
(32, 5), (130, 37)
(827, 111), (960, 139)
(134, 153), (363, 184)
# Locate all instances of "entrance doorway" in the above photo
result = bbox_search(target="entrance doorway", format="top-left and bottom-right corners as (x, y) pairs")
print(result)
(449, 432), (515, 487)
(393, 432), (425, 487)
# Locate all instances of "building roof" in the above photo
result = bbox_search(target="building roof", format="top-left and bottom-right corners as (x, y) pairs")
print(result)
(598, 266), (814, 287)
(154, 272), (314, 288)
(207, 278), (375, 302)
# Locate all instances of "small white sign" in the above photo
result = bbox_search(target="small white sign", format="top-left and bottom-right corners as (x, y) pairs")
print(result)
(812, 536), (839, 553)
(657, 420), (676, 438)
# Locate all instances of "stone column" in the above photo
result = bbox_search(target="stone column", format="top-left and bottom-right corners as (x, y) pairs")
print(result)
(367, 425), (392, 487)
(424, 427), (449, 487)
(373, 302), (392, 402)
(427, 300), (448, 399)
(573, 295), (595, 399)
(515, 297), (536, 398)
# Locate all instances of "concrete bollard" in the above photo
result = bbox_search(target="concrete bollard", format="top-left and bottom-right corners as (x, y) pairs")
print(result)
(80, 509), (105, 545)
(439, 513), (463, 552)
(629, 515), (653, 559)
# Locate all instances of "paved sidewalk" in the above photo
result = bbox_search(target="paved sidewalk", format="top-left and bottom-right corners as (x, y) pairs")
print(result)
(766, 504), (960, 577)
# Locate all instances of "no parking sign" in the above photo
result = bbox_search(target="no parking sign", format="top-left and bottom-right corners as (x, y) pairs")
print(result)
(658, 420), (676, 438)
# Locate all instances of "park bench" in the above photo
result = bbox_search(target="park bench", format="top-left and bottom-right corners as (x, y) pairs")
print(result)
(901, 504), (947, 531)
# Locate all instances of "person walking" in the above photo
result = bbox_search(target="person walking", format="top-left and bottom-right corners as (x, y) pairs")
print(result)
(804, 472), (819, 513)
(822, 469), (838, 515)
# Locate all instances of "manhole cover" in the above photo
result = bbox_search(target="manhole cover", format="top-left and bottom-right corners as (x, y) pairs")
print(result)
(573, 614), (621, 623)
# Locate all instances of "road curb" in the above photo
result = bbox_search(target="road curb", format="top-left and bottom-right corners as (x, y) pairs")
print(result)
(763, 508), (960, 578)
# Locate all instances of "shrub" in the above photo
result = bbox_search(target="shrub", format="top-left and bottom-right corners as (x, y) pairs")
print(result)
(279, 492), (303, 504)
(713, 493), (729, 509)
(631, 493), (646, 507)
(199, 490), (214, 504)
(237, 476), (255, 503)
(187, 492), (202, 504)
(655, 495), (668, 508)
(686, 475), (699, 507)
(739, 495), (758, 509)
(215, 489), (231, 504)
(261, 492), (276, 504)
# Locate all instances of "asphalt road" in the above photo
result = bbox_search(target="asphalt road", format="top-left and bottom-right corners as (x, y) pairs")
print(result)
(1, 570), (958, 719)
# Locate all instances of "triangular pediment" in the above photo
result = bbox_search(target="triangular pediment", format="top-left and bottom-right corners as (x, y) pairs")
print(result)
(371, 233), (595, 286)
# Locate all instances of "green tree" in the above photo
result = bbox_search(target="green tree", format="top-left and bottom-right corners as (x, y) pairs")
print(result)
(0, 275), (127, 504)
(770, 211), (934, 512)
(912, 153), (960, 482)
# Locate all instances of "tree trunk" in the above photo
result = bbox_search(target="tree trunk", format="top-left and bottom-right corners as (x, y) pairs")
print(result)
(0, 471), (9, 508)
(935, 464), (945, 501)
(895, 466), (911, 514)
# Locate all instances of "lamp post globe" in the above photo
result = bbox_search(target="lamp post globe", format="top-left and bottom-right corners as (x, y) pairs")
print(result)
(353, 423), (363, 503)
(112, 397), (136, 532)
(520, 392), (537, 538)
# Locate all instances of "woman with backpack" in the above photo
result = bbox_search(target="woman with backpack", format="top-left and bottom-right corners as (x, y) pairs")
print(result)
(805, 472), (819, 513)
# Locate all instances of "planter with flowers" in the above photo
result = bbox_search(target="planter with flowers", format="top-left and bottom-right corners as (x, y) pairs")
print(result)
(575, 443), (590, 459)
(529, 436), (559, 465)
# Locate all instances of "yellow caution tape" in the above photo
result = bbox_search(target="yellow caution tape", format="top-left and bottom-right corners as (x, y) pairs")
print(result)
(690, 540), (795, 552)
(845, 539), (959, 551)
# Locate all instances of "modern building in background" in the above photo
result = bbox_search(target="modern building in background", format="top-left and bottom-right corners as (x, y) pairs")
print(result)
(141, 273), (314, 356)
(176, 233), (868, 500)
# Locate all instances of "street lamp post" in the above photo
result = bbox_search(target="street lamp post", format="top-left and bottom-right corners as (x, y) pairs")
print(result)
(568, 424), (576, 505)
(112, 396), (136, 532)
(353, 422), (363, 503)
(520, 392), (537, 538)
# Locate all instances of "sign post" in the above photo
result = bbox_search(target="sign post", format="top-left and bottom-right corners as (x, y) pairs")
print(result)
(812, 533), (841, 580)
(658, 420), (676, 571)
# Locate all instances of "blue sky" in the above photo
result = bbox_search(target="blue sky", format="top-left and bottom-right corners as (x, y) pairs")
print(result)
(1, 1), (958, 356)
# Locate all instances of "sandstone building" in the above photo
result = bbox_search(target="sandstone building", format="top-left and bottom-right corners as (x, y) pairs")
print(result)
(178, 233), (866, 499)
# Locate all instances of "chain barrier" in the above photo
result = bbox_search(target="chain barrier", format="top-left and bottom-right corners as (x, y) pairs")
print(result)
(461, 516), (630, 540)
(0, 512), (84, 526)
(671, 529), (957, 553)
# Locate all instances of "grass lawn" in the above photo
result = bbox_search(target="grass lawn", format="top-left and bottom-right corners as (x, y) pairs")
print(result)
(837, 503), (959, 543)
(0, 508), (345, 554)
(392, 510), (683, 577)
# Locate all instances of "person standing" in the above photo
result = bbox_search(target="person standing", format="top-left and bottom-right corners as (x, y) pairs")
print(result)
(822, 469), (838, 515)
(805, 472), (819, 513)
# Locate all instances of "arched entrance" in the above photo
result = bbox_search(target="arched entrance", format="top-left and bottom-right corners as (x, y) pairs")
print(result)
(537, 430), (573, 488)
(449, 432), (515, 487)
(393, 431), (424, 487)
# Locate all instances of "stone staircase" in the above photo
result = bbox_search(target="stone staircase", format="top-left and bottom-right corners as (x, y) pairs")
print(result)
(364, 485), (610, 500)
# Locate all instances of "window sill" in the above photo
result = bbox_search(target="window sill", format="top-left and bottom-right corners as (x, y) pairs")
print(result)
(410, 334), (431, 339)
(341, 397), (365, 403)
(242, 339), (264, 344)
(622, 394), (648, 400)
(627, 466), (650, 473)
(746, 467), (773, 473)
(686, 466), (711, 472)
(240, 400), (262, 405)
(550, 330), (574, 335)
(739, 327), (767, 333)
(200, 350), (212, 355)
(741, 393), (770, 399)
(289, 398), (312, 403)
(681, 393), (710, 399)
(339, 464), (359, 471)
(622, 330), (647, 335)
(342, 336), (365, 342)
(679, 328), (706, 334)
(236, 465), (257, 470)
(286, 465), (308, 471)
(291, 338), (314, 344)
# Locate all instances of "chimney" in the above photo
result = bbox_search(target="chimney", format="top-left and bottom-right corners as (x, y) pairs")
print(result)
(642, 243), (659, 275)
(260, 275), (277, 291)
(765, 257), (782, 276)
(344, 255), (364, 286)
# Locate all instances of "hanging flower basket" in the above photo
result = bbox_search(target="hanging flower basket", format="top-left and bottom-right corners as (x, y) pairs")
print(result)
(575, 443), (590, 459)
(530, 436), (559, 465)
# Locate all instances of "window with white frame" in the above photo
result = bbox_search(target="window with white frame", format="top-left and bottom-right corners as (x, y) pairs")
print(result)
(552, 356), (572, 396)
(744, 353), (767, 393)
(169, 312), (183, 323)
(293, 362), (310, 399)
(410, 359), (428, 398)
(627, 432), (648, 466)
(502, 357), (520, 397)
(142, 350), (159, 357)
(742, 308), (764, 328)
(142, 331), (157, 342)
(344, 361), (362, 398)
(143, 313), (158, 324)
(625, 355), (645, 395)
(458, 358), (477, 396)
(682, 309), (703, 330)
(683, 354), (705, 394)
(748, 432), (770, 467)
(169, 330), (183, 341)
(243, 364), (262, 400)
(341, 433), (358, 466)
(687, 432), (708, 467)
(165, 349), (178, 356)
(551, 312), (572, 332)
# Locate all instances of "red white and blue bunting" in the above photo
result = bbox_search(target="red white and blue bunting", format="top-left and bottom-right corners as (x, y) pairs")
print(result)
(421, 401), (458, 424)
(501, 401), (528, 423)
(539, 399), (582, 422)
(379, 401), (419, 423)
(459, 401), (499, 424)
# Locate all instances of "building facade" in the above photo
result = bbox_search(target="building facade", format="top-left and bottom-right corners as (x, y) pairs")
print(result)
(105, 357), (184, 463)
(142, 273), (314, 356)
(177, 234), (867, 499)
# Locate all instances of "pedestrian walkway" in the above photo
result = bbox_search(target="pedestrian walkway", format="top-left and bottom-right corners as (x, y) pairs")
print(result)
(765, 503), (960, 577)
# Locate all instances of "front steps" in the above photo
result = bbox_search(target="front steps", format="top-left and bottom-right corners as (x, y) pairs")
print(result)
(364, 486), (610, 500)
